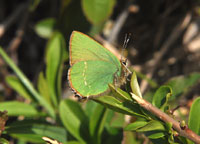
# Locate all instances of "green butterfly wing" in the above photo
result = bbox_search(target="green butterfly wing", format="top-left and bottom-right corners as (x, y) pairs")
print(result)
(68, 31), (121, 97)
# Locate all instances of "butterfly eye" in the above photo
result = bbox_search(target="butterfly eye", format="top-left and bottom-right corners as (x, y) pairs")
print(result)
(122, 61), (126, 66)
(121, 58), (128, 66)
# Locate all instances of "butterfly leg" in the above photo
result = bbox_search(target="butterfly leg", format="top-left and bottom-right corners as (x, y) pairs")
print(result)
(113, 71), (120, 92)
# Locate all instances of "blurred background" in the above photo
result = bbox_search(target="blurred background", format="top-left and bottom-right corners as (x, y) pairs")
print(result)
(0, 0), (200, 143)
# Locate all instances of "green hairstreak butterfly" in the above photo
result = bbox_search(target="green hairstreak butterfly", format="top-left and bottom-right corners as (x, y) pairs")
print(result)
(68, 31), (130, 99)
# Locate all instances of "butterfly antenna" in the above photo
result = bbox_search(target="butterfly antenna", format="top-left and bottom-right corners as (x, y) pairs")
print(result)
(121, 33), (131, 64)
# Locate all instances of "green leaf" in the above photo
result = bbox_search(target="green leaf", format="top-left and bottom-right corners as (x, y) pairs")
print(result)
(130, 72), (142, 98)
(0, 47), (55, 118)
(145, 131), (165, 139)
(152, 86), (172, 109)
(67, 141), (81, 144)
(109, 112), (124, 128)
(0, 138), (9, 144)
(93, 96), (146, 118)
(6, 120), (67, 143)
(6, 76), (32, 100)
(124, 121), (148, 131)
(37, 72), (51, 106)
(166, 73), (200, 100)
(89, 23), (105, 35)
(109, 84), (132, 102)
(82, 0), (116, 25)
(59, 99), (89, 144)
(122, 131), (142, 144)
(0, 101), (39, 117)
(89, 104), (107, 144)
(137, 120), (165, 132)
(46, 32), (66, 107)
(188, 97), (200, 135)
(34, 18), (56, 39)
(84, 100), (98, 118)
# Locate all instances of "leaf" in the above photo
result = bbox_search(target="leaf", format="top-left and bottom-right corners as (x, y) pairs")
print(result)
(37, 72), (51, 105)
(46, 32), (66, 107)
(152, 86), (172, 109)
(109, 84), (132, 102)
(84, 100), (98, 118)
(166, 73), (200, 100)
(124, 121), (148, 131)
(82, 0), (116, 25)
(0, 111), (8, 136)
(137, 120), (165, 132)
(0, 138), (9, 144)
(6, 120), (67, 143)
(57, 0), (90, 36)
(59, 99), (89, 144)
(145, 131), (165, 139)
(35, 18), (56, 39)
(109, 112), (124, 128)
(130, 72), (142, 98)
(122, 131), (142, 144)
(0, 101), (39, 117)
(93, 96), (146, 118)
(67, 141), (81, 144)
(0, 47), (55, 118)
(89, 104), (107, 144)
(6, 75), (32, 100)
(188, 97), (200, 136)
(89, 23), (105, 36)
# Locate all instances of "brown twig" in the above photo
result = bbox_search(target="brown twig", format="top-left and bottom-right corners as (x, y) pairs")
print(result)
(169, 104), (187, 115)
(107, 8), (129, 44)
(7, 3), (30, 64)
(140, 12), (192, 94)
(0, 4), (27, 38)
(131, 93), (200, 144)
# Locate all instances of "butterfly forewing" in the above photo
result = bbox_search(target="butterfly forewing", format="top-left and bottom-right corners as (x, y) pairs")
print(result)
(70, 31), (120, 67)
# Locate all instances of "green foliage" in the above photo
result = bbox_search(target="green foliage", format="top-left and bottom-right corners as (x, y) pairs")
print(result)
(34, 18), (56, 39)
(0, 138), (9, 144)
(0, 101), (39, 117)
(0, 47), (55, 118)
(130, 72), (142, 98)
(46, 31), (67, 107)
(6, 76), (32, 100)
(166, 73), (200, 100)
(89, 104), (107, 144)
(37, 72), (51, 106)
(82, 0), (116, 25)
(5, 120), (67, 143)
(124, 121), (148, 131)
(188, 97), (200, 136)
(152, 86), (172, 110)
(59, 99), (89, 144)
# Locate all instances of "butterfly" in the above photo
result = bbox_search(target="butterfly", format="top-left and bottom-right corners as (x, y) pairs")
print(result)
(68, 31), (130, 99)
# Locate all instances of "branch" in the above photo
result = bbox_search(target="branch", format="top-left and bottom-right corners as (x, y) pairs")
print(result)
(131, 93), (200, 144)
(7, 3), (30, 64)
(0, 4), (27, 38)
(140, 12), (192, 94)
